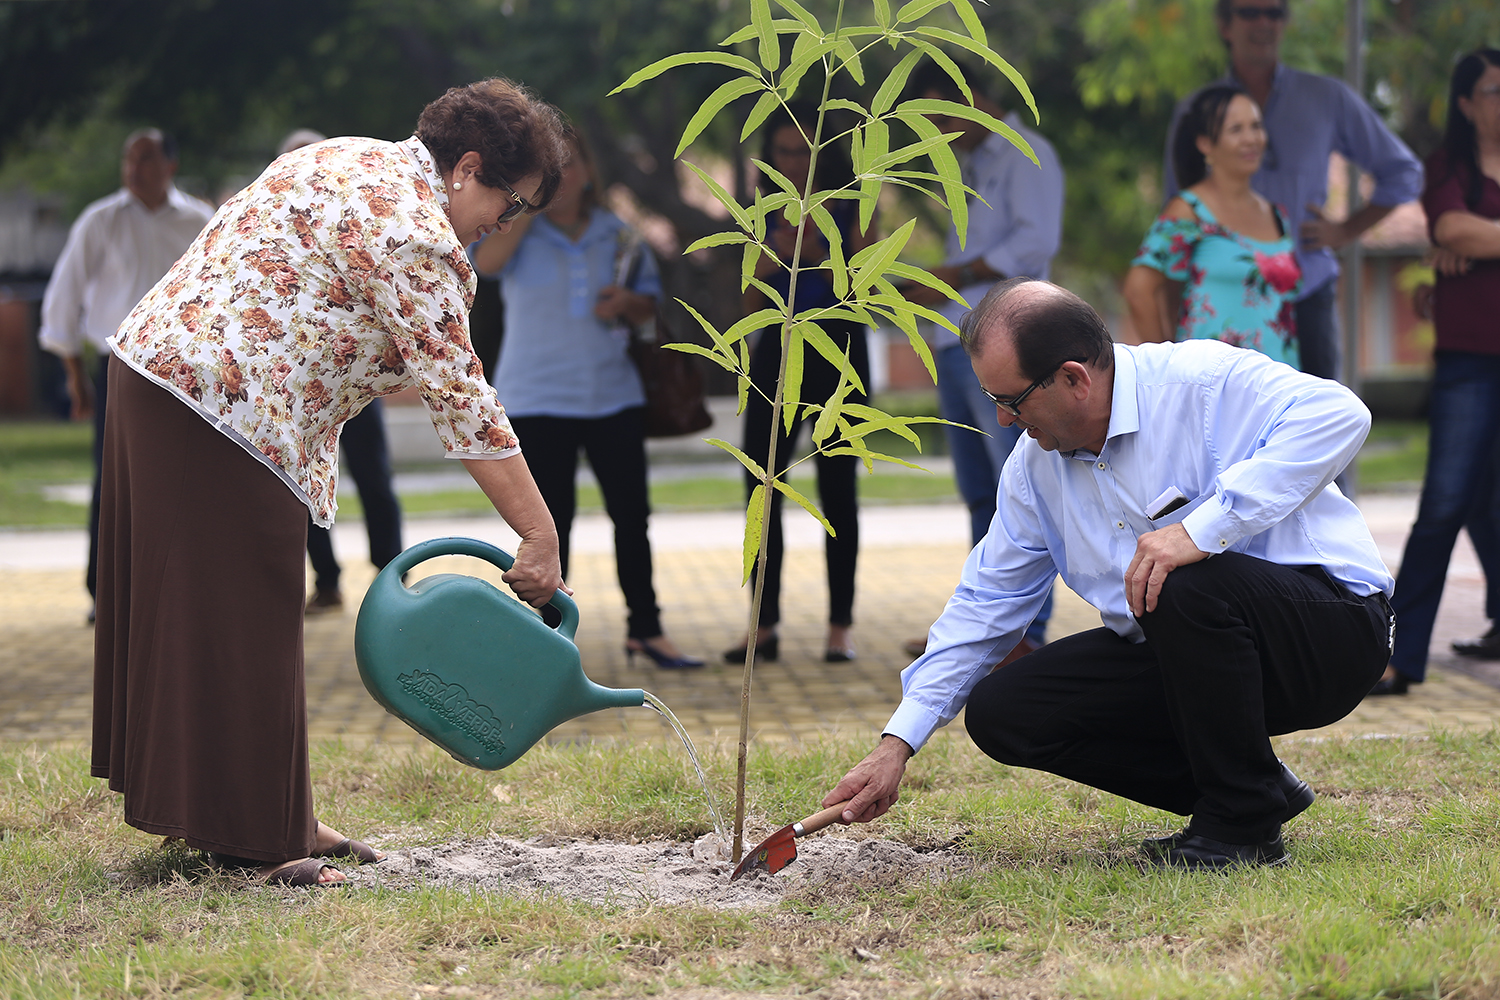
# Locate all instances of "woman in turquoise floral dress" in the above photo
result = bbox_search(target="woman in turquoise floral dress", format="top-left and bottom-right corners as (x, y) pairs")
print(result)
(1124, 84), (1302, 367)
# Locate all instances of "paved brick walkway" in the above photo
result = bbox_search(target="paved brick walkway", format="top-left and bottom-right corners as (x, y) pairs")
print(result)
(3, 492), (1498, 751)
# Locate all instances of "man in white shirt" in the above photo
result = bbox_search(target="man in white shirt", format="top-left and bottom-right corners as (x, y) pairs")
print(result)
(39, 128), (215, 615)
(825, 278), (1394, 870)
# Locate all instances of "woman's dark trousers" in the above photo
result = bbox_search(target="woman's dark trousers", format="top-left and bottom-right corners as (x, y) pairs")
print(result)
(741, 320), (870, 628)
(509, 407), (661, 640)
(965, 553), (1391, 844)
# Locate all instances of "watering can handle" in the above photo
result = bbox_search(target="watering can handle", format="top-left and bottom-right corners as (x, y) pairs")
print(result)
(383, 536), (580, 641)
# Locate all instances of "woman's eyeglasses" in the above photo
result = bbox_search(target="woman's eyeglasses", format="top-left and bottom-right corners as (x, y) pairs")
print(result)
(496, 178), (531, 223)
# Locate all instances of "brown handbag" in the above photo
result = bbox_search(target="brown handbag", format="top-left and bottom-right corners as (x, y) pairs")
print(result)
(617, 235), (712, 438)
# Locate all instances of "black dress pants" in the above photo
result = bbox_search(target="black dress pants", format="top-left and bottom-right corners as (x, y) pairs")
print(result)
(306, 398), (403, 591)
(741, 319), (870, 627)
(965, 553), (1391, 843)
(509, 408), (661, 640)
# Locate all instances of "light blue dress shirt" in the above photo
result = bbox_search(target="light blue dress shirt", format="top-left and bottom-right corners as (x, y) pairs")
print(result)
(934, 114), (1065, 336)
(1163, 64), (1423, 300)
(490, 210), (662, 419)
(885, 340), (1394, 751)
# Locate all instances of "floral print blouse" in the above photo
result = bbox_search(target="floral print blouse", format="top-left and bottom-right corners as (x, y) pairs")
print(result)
(111, 136), (518, 527)
(1131, 191), (1303, 369)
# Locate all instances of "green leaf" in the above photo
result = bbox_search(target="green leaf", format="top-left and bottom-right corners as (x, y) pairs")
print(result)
(849, 218), (916, 295)
(782, 324), (803, 433)
(742, 242), (762, 289)
(751, 0), (779, 71)
(711, 438), (767, 481)
(868, 133), (958, 174)
(745, 276), (787, 311)
(911, 27), (1039, 125)
(678, 300), (736, 358)
(948, 0), (989, 45)
(678, 77), (764, 157)
(660, 341), (739, 372)
(809, 204), (848, 300)
(904, 114), (969, 245)
(781, 33), (837, 98)
(737, 369), (751, 415)
(894, 0), (948, 25)
(751, 157), (802, 200)
(741, 91), (784, 142)
(874, 0), (892, 30)
(796, 321), (866, 395)
(811, 365), (854, 445)
(772, 0), (824, 32)
(886, 260), (966, 303)
(742, 483), (766, 584)
(681, 160), (754, 233)
(611, 51), (762, 96)
(684, 231), (753, 254)
(834, 37), (865, 87)
(822, 98), (870, 115)
(724, 308), (786, 347)
(771, 478), (836, 537)
(871, 49), (924, 116)
(824, 447), (932, 472)
(897, 98), (1038, 166)
(907, 38), (973, 104)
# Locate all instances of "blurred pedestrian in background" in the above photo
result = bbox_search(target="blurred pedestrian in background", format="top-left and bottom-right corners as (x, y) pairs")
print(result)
(1162, 0), (1422, 384)
(95, 78), (569, 885)
(899, 61), (1064, 662)
(1377, 49), (1500, 695)
(1125, 85), (1301, 365)
(472, 123), (701, 669)
(38, 128), (214, 622)
(274, 128), (405, 616)
(729, 101), (875, 665)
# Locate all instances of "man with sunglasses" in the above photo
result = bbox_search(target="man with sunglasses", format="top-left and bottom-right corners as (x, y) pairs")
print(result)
(1162, 0), (1422, 385)
(821, 278), (1394, 870)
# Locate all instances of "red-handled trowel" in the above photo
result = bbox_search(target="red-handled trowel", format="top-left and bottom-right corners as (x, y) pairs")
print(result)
(730, 800), (852, 881)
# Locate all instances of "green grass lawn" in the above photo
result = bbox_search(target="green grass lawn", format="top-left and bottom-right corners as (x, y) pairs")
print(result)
(3, 731), (1499, 997)
(0, 416), (1431, 528)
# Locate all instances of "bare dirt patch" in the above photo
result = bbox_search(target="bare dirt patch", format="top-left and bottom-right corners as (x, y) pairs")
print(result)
(357, 833), (970, 909)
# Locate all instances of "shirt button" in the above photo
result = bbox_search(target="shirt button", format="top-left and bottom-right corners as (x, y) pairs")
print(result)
(1097, 462), (1106, 470)
(1219, 539), (1228, 547)
(1116, 521), (1125, 529)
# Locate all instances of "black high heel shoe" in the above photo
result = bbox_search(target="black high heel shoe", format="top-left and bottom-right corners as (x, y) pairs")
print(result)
(723, 636), (778, 664)
(1368, 671), (1412, 696)
(626, 640), (705, 670)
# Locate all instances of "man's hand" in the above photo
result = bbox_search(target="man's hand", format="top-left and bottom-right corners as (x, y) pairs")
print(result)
(1300, 204), (1353, 253)
(822, 734), (913, 823)
(62, 356), (94, 422)
(1429, 247), (1472, 277)
(1125, 522), (1209, 617)
(902, 265), (958, 307)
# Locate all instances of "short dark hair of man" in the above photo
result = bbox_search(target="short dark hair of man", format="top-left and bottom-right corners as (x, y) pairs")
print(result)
(1172, 84), (1248, 189)
(903, 58), (981, 105)
(961, 277), (1114, 378)
(416, 77), (568, 211)
(1214, 0), (1288, 32)
(121, 127), (178, 162)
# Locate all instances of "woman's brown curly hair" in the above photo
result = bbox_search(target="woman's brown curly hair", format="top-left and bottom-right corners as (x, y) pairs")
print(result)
(416, 77), (568, 211)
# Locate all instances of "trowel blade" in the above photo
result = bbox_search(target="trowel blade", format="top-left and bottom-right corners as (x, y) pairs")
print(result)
(730, 824), (798, 881)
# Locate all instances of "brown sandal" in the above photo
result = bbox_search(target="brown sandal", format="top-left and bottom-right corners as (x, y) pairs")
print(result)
(210, 853), (343, 887)
(312, 836), (383, 865)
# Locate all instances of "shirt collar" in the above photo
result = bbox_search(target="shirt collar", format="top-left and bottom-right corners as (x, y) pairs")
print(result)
(398, 136), (451, 217)
(1102, 343), (1141, 444)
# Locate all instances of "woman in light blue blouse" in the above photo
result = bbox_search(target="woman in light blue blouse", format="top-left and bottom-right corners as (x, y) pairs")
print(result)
(1124, 85), (1302, 366)
(473, 124), (702, 669)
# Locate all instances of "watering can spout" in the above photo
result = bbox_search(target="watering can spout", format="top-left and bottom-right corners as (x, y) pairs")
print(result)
(355, 537), (645, 770)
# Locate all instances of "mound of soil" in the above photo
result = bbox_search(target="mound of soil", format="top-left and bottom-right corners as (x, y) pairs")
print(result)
(358, 833), (966, 909)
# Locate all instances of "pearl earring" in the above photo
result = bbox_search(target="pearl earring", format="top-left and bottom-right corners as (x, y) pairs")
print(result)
(453, 181), (463, 190)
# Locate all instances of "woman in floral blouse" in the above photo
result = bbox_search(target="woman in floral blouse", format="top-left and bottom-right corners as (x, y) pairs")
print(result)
(95, 79), (569, 886)
(1124, 85), (1302, 367)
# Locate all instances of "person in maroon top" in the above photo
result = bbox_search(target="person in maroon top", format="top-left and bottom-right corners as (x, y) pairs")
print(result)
(1374, 49), (1500, 694)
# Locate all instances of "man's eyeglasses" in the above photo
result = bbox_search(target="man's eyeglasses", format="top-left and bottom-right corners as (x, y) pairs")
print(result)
(496, 178), (531, 223)
(1232, 5), (1286, 20)
(981, 358), (1084, 417)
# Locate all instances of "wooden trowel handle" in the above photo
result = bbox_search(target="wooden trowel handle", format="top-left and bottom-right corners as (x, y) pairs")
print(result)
(794, 800), (853, 838)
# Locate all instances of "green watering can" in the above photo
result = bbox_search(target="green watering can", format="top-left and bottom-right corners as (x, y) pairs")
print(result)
(354, 537), (645, 769)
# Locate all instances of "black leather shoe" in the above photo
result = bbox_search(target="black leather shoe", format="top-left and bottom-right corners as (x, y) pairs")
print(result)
(1152, 832), (1289, 870)
(723, 636), (778, 664)
(1453, 625), (1500, 659)
(1142, 762), (1314, 857)
(1367, 672), (1411, 696)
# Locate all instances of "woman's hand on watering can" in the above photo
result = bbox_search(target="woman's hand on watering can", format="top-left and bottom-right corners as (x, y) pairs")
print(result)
(503, 534), (570, 607)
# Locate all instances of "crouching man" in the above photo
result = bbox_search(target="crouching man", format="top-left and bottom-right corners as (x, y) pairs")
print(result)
(826, 278), (1393, 869)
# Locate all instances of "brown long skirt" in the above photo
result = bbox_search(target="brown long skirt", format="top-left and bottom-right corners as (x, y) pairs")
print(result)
(92, 361), (315, 863)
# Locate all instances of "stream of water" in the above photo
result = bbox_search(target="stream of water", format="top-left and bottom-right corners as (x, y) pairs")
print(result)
(642, 692), (727, 845)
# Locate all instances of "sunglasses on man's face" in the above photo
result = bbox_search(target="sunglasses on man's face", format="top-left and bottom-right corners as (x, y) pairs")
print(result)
(1233, 5), (1286, 20)
(496, 178), (531, 223)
